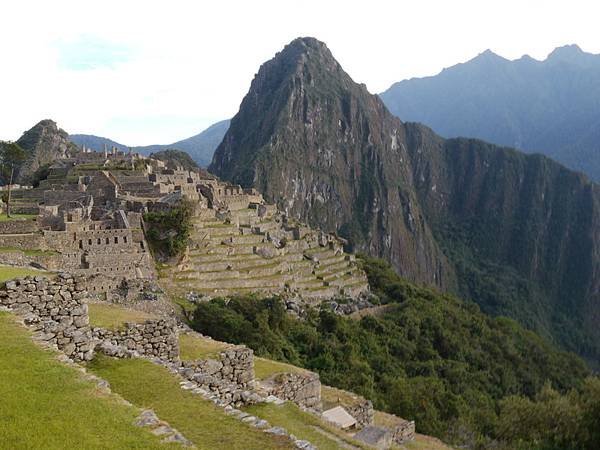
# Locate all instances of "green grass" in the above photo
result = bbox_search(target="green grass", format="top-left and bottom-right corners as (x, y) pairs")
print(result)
(243, 402), (369, 450)
(88, 303), (156, 330)
(0, 246), (58, 256)
(179, 333), (228, 361)
(254, 357), (308, 380)
(88, 355), (292, 450)
(0, 265), (50, 284)
(0, 213), (37, 222)
(0, 312), (174, 450)
(321, 385), (364, 410)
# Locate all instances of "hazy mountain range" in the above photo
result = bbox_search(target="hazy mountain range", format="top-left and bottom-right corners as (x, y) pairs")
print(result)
(70, 119), (230, 167)
(379, 44), (600, 181)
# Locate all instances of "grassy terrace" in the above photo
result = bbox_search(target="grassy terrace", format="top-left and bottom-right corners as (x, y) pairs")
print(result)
(321, 385), (363, 410)
(254, 357), (309, 380)
(0, 246), (58, 256)
(178, 333), (229, 361)
(243, 402), (369, 450)
(88, 303), (156, 330)
(88, 356), (292, 450)
(0, 265), (51, 284)
(0, 213), (37, 222)
(0, 312), (174, 450)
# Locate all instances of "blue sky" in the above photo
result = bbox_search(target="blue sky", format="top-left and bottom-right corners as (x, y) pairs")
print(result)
(1, 0), (599, 145)
(57, 35), (136, 71)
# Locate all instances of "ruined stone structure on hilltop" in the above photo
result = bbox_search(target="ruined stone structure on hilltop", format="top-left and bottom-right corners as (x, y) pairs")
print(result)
(2, 148), (369, 301)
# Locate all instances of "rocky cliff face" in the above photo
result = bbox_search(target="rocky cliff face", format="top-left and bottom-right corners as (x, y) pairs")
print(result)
(211, 37), (600, 364)
(16, 119), (78, 183)
(211, 37), (453, 290)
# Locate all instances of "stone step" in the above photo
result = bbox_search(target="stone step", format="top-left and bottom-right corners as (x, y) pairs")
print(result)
(187, 253), (263, 264)
(186, 285), (284, 297)
(315, 259), (351, 276)
(300, 285), (340, 299)
(292, 278), (325, 289)
(195, 275), (288, 290)
(304, 248), (340, 261)
(221, 234), (266, 245)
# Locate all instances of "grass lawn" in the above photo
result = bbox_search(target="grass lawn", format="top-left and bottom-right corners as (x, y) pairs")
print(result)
(88, 303), (156, 329)
(0, 311), (175, 450)
(254, 357), (309, 380)
(0, 213), (37, 222)
(244, 402), (370, 450)
(321, 385), (364, 410)
(398, 434), (454, 450)
(179, 333), (229, 361)
(0, 265), (50, 284)
(88, 355), (292, 450)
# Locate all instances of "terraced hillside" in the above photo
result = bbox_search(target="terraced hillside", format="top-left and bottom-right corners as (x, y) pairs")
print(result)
(162, 204), (369, 301)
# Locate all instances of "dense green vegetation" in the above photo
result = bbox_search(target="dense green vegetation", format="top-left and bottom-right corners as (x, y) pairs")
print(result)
(191, 257), (596, 448)
(143, 200), (193, 258)
(0, 141), (27, 184)
(0, 312), (174, 450)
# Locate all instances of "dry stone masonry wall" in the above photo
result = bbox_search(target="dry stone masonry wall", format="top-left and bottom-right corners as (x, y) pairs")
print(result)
(177, 345), (259, 407)
(346, 398), (375, 428)
(0, 273), (94, 361)
(263, 372), (322, 411)
(92, 319), (179, 360)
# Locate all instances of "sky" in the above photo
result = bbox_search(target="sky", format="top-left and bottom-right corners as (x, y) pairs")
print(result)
(1, 0), (599, 145)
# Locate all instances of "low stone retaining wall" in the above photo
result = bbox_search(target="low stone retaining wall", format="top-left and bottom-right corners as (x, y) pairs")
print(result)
(263, 372), (322, 411)
(0, 219), (39, 234)
(0, 233), (47, 250)
(346, 398), (374, 428)
(0, 273), (94, 361)
(391, 420), (416, 444)
(0, 250), (59, 270)
(93, 319), (179, 360)
(178, 346), (258, 407)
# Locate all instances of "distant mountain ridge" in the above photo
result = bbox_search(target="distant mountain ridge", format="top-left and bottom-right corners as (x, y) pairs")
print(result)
(210, 37), (600, 366)
(70, 119), (230, 167)
(379, 44), (600, 181)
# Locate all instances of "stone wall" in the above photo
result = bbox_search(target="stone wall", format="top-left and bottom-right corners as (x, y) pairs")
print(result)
(0, 273), (94, 361)
(390, 420), (416, 445)
(263, 372), (322, 411)
(177, 345), (258, 407)
(0, 249), (60, 269)
(93, 319), (178, 360)
(0, 233), (47, 250)
(346, 398), (374, 428)
(0, 219), (39, 234)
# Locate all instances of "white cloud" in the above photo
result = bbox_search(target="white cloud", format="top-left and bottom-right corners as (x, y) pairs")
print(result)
(1, 0), (599, 144)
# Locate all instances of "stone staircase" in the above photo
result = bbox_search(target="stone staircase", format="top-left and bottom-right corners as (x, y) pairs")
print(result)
(164, 207), (369, 301)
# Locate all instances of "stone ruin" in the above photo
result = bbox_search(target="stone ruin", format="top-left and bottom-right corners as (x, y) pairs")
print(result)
(2, 148), (369, 304)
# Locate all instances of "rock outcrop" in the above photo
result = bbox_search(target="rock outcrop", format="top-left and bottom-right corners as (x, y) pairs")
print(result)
(210, 37), (452, 291)
(16, 119), (79, 183)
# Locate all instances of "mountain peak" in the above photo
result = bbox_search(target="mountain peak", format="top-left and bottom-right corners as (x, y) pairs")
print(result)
(471, 49), (508, 64)
(274, 36), (338, 71)
(547, 44), (585, 61)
